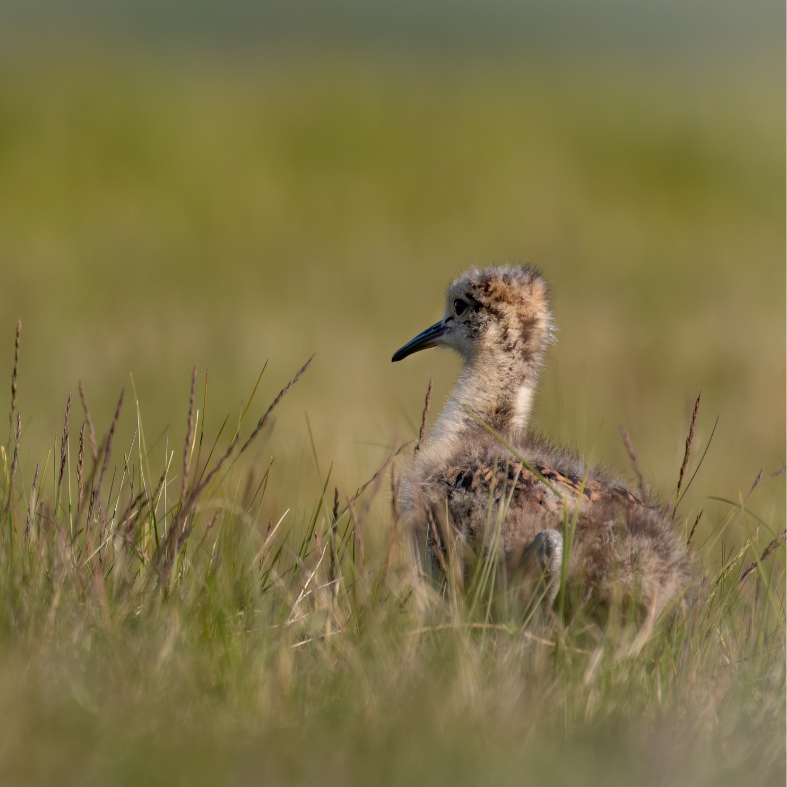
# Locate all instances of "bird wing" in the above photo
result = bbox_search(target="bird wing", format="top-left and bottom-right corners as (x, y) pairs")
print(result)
(426, 458), (643, 535)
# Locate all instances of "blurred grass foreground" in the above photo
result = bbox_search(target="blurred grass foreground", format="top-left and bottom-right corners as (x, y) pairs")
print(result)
(0, 1), (784, 784)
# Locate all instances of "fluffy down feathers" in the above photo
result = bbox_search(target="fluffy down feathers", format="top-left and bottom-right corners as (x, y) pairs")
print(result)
(405, 430), (691, 616)
(393, 264), (691, 616)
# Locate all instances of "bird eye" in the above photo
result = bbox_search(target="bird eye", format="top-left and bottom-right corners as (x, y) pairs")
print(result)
(453, 299), (469, 316)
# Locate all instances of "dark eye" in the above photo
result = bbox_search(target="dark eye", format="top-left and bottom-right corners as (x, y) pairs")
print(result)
(453, 298), (468, 316)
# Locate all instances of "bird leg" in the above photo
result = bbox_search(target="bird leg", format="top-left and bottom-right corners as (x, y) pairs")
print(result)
(522, 529), (563, 607)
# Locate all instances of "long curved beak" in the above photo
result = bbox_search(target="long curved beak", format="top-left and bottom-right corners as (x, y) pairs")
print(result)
(392, 320), (447, 362)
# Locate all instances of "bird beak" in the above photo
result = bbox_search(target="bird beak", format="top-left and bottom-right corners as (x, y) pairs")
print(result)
(392, 320), (448, 362)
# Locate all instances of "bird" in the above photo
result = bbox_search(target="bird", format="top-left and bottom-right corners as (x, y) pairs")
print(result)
(391, 264), (691, 618)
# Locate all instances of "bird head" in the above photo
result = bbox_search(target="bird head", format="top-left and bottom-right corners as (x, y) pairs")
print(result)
(392, 264), (554, 366)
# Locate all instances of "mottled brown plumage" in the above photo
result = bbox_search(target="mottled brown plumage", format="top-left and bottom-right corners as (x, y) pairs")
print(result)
(392, 264), (691, 616)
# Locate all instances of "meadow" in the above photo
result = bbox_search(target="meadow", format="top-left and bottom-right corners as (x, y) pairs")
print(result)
(0, 38), (784, 785)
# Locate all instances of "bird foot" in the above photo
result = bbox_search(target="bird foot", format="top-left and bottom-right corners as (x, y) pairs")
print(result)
(523, 529), (563, 607)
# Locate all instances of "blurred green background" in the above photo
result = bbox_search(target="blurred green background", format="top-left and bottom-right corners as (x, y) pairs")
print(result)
(0, 0), (783, 535)
(0, 4), (784, 786)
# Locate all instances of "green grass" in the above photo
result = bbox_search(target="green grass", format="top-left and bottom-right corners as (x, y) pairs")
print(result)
(0, 346), (784, 786)
(0, 42), (783, 784)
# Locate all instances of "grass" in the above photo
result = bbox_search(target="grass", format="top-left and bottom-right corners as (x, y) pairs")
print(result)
(0, 331), (783, 785)
(0, 40), (783, 784)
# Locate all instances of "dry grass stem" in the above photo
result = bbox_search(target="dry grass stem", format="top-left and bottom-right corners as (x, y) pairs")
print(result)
(379, 471), (402, 587)
(78, 380), (98, 464)
(8, 319), (20, 435)
(747, 467), (764, 498)
(346, 495), (365, 567)
(415, 378), (433, 454)
(57, 392), (72, 492)
(76, 423), (85, 512)
(27, 463), (39, 531)
(180, 366), (198, 512)
(237, 354), (315, 459)
(672, 390), (701, 519)
(8, 412), (21, 508)
(619, 426), (645, 494)
(738, 529), (787, 585)
(329, 486), (339, 594)
(187, 355), (315, 512)
(687, 509), (703, 547)
(91, 388), (125, 520)
(425, 504), (447, 574)
(335, 441), (410, 523)
(676, 415), (719, 507)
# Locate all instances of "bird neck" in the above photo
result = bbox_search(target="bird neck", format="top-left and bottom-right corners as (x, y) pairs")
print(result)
(420, 349), (540, 466)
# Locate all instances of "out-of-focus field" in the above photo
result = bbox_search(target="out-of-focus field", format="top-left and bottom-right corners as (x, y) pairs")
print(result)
(0, 47), (783, 532)
(0, 29), (784, 787)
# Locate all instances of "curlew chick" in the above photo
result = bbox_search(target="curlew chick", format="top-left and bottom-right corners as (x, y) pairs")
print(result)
(392, 264), (691, 617)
